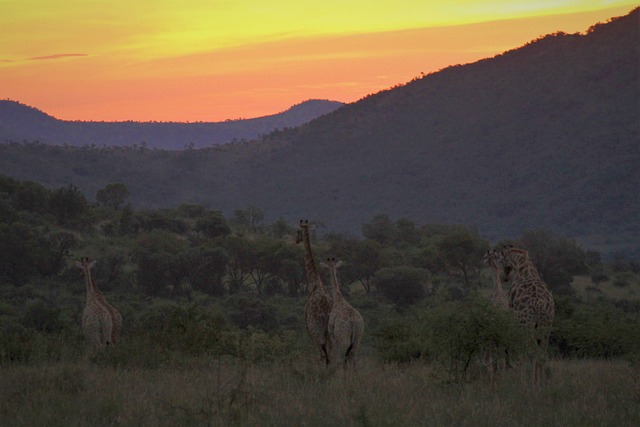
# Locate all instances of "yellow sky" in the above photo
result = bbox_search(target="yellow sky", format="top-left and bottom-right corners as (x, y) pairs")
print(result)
(0, 1), (636, 122)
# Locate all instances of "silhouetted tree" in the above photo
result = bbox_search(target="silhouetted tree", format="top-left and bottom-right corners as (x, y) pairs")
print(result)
(436, 226), (489, 287)
(49, 184), (88, 227)
(96, 182), (129, 210)
(362, 214), (395, 245)
(374, 266), (428, 306)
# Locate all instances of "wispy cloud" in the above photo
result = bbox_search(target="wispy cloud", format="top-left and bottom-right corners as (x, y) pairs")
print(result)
(27, 53), (88, 61)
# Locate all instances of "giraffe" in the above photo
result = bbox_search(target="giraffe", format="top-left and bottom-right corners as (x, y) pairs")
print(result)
(501, 245), (555, 384)
(482, 249), (511, 380)
(322, 257), (364, 371)
(76, 257), (123, 348)
(484, 249), (509, 310)
(296, 220), (333, 365)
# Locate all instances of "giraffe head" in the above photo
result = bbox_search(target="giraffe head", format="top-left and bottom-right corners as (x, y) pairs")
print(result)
(75, 256), (96, 271)
(483, 249), (503, 268)
(295, 219), (310, 244)
(321, 257), (344, 270)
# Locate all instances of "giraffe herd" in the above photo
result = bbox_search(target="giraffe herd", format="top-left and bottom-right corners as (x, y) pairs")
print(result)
(76, 219), (553, 383)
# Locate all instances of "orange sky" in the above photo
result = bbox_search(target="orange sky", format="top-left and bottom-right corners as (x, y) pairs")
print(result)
(0, 1), (636, 122)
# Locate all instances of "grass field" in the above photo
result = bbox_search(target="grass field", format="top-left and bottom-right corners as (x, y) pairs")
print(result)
(1, 355), (638, 426)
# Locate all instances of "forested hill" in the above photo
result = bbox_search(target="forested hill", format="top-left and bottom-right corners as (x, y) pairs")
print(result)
(0, 8), (638, 256)
(0, 99), (344, 150)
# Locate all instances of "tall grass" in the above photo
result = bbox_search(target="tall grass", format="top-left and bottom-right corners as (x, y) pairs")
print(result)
(1, 356), (637, 426)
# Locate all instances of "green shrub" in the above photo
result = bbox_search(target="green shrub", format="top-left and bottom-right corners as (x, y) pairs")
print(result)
(372, 297), (531, 382)
(373, 320), (423, 363)
(421, 298), (531, 382)
(22, 299), (64, 333)
(552, 301), (640, 358)
(373, 267), (428, 306)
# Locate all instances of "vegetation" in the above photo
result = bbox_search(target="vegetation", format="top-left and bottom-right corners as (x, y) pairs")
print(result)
(1, 359), (638, 426)
(1, 175), (639, 424)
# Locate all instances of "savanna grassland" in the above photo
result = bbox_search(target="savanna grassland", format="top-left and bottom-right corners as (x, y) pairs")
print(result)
(1, 354), (638, 426)
(1, 175), (639, 426)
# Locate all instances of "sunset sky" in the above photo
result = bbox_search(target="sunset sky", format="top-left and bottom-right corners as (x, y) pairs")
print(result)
(1, 1), (636, 122)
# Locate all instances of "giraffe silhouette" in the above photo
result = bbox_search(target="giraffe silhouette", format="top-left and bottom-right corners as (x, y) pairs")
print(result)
(483, 249), (511, 380)
(76, 257), (122, 348)
(296, 220), (333, 365)
(484, 249), (509, 310)
(322, 257), (364, 371)
(502, 245), (555, 384)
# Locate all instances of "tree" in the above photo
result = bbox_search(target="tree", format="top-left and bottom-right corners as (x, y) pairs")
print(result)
(517, 229), (587, 294)
(234, 206), (265, 233)
(351, 239), (384, 294)
(223, 235), (257, 293)
(373, 266), (428, 306)
(362, 214), (396, 245)
(49, 184), (88, 227)
(195, 211), (231, 239)
(181, 245), (228, 296)
(270, 216), (295, 238)
(133, 230), (188, 296)
(394, 218), (420, 248)
(248, 237), (281, 295)
(435, 226), (489, 287)
(15, 181), (50, 213)
(96, 183), (129, 210)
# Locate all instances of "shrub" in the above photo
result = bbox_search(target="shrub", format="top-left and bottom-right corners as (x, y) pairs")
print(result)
(421, 298), (531, 382)
(371, 297), (531, 382)
(22, 300), (64, 333)
(373, 320), (424, 363)
(591, 271), (609, 285)
(552, 301), (640, 358)
(373, 267), (428, 306)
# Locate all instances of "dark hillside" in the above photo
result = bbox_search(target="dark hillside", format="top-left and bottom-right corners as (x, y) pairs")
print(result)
(0, 8), (637, 256)
(234, 8), (638, 251)
(0, 99), (344, 150)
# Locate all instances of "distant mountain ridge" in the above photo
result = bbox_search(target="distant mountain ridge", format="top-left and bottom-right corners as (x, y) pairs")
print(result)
(0, 99), (344, 150)
(0, 8), (638, 257)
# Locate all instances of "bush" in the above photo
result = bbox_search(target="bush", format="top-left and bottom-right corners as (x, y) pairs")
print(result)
(22, 300), (64, 333)
(373, 267), (428, 306)
(373, 320), (424, 363)
(612, 278), (629, 288)
(591, 271), (609, 285)
(421, 298), (531, 382)
(552, 301), (640, 358)
(612, 272), (636, 288)
(372, 297), (531, 382)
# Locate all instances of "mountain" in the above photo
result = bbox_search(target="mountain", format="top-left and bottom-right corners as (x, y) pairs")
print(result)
(0, 8), (638, 257)
(0, 99), (344, 150)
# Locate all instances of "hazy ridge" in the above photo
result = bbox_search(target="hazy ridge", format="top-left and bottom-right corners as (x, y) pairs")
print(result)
(0, 99), (344, 150)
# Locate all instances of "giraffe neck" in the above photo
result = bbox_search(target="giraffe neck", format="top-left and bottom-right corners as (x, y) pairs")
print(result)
(83, 268), (103, 304)
(513, 254), (541, 282)
(491, 263), (508, 306)
(329, 267), (343, 301)
(302, 227), (324, 293)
